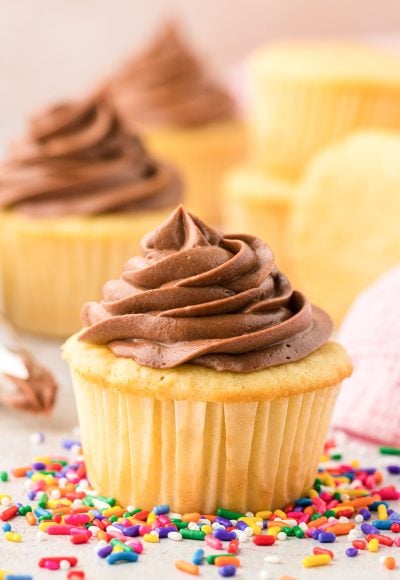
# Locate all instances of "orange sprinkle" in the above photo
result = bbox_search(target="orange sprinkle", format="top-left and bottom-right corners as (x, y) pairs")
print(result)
(384, 557), (396, 570)
(182, 513), (201, 523)
(267, 520), (286, 528)
(25, 512), (36, 526)
(304, 506), (316, 515)
(325, 523), (355, 535)
(214, 557), (240, 567)
(308, 517), (328, 528)
(345, 496), (380, 508)
(203, 514), (217, 522)
(175, 560), (199, 575)
(12, 466), (30, 478)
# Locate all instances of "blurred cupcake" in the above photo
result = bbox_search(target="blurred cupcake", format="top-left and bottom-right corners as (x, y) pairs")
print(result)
(222, 164), (294, 276)
(108, 23), (245, 224)
(0, 96), (182, 337)
(63, 206), (352, 513)
(333, 265), (400, 446)
(290, 131), (400, 325)
(248, 41), (400, 180)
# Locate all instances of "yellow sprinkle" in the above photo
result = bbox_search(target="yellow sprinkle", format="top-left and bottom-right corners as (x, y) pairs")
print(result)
(256, 511), (272, 520)
(0, 495), (11, 501)
(351, 459), (360, 468)
(302, 554), (331, 568)
(103, 506), (124, 518)
(147, 512), (157, 525)
(201, 525), (213, 535)
(33, 456), (51, 463)
(30, 473), (56, 485)
(39, 521), (55, 531)
(4, 531), (22, 542)
(143, 533), (159, 543)
(377, 504), (388, 520)
(309, 489), (318, 499)
(267, 526), (281, 536)
(112, 545), (124, 553)
(368, 538), (379, 552)
(320, 454), (330, 463)
(339, 489), (369, 497)
(0, 571), (11, 580)
(238, 517), (263, 524)
(48, 499), (72, 509)
(274, 509), (286, 519)
(332, 505), (354, 514)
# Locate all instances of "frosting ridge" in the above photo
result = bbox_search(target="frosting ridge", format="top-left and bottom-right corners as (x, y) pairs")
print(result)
(0, 97), (182, 217)
(109, 23), (236, 128)
(80, 206), (332, 372)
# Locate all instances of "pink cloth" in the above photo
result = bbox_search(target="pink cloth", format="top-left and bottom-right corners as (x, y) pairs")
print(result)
(332, 264), (400, 446)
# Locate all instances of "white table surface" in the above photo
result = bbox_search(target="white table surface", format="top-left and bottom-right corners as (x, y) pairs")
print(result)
(0, 340), (400, 579)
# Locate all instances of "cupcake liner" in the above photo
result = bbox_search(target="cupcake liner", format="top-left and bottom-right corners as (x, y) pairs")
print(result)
(222, 166), (294, 276)
(72, 367), (341, 513)
(249, 75), (400, 180)
(333, 265), (400, 446)
(0, 210), (171, 337)
(144, 120), (245, 225)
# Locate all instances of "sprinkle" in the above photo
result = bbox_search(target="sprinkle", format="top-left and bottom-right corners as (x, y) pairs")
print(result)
(313, 547), (334, 559)
(218, 565), (237, 577)
(252, 535), (275, 546)
(191, 549), (204, 566)
(367, 538), (379, 552)
(214, 557), (240, 567)
(345, 547), (358, 557)
(174, 560), (199, 575)
(263, 555), (281, 564)
(167, 531), (183, 541)
(379, 447), (400, 455)
(106, 552), (138, 565)
(205, 534), (223, 549)
(29, 432), (45, 445)
(4, 531), (21, 542)
(352, 540), (367, 550)
(383, 557), (396, 570)
(302, 554), (332, 567)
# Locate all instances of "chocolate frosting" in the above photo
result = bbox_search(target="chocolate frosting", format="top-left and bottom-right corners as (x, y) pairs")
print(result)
(80, 206), (333, 372)
(109, 24), (236, 128)
(0, 97), (182, 217)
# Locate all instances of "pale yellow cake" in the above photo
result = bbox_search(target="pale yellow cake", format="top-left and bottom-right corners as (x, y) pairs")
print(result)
(290, 131), (400, 324)
(248, 41), (400, 180)
(222, 165), (294, 276)
(63, 334), (351, 513)
(0, 210), (171, 337)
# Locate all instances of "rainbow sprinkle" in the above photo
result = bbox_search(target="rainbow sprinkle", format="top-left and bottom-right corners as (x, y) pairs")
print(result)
(0, 437), (399, 578)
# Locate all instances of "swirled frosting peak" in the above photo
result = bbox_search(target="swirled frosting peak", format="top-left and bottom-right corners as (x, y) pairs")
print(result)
(109, 23), (236, 127)
(0, 97), (182, 217)
(80, 206), (333, 372)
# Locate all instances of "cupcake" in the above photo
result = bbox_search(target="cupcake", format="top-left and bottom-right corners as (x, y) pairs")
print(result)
(63, 206), (352, 513)
(108, 23), (245, 225)
(222, 164), (294, 276)
(333, 265), (400, 446)
(290, 131), (400, 325)
(248, 41), (400, 181)
(0, 96), (182, 337)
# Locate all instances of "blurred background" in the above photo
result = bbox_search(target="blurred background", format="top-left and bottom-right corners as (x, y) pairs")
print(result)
(1, 0), (400, 136)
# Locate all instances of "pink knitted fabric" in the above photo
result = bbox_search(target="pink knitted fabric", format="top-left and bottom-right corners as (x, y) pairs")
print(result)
(332, 264), (400, 446)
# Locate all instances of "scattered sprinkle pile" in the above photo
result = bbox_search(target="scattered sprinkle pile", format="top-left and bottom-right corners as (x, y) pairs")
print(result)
(0, 436), (400, 579)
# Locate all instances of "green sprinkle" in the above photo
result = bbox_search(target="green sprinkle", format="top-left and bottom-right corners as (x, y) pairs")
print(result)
(206, 554), (233, 565)
(24, 505), (32, 513)
(123, 508), (141, 518)
(38, 514), (53, 522)
(38, 494), (48, 509)
(180, 529), (206, 541)
(293, 525), (305, 538)
(380, 446), (400, 456)
(95, 495), (116, 506)
(82, 496), (94, 507)
(109, 515), (118, 523)
(171, 520), (189, 530)
(110, 538), (132, 552)
(333, 492), (342, 501)
(310, 513), (322, 521)
(324, 510), (336, 518)
(216, 507), (245, 520)
(18, 506), (27, 516)
(331, 453), (342, 460)
(281, 526), (294, 536)
(0, 471), (8, 482)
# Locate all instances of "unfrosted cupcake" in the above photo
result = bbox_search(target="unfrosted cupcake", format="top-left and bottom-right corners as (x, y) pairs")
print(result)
(63, 206), (352, 513)
(108, 24), (245, 224)
(0, 96), (182, 337)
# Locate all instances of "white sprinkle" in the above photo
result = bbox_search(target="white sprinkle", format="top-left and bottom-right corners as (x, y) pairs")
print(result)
(50, 490), (61, 499)
(167, 531), (182, 541)
(150, 530), (159, 537)
(277, 531), (287, 541)
(348, 529), (360, 540)
(59, 560), (70, 570)
(341, 494), (350, 501)
(88, 526), (99, 537)
(338, 516), (349, 524)
(237, 531), (249, 543)
(259, 570), (273, 580)
(188, 522), (199, 531)
(328, 516), (337, 522)
(169, 513), (182, 520)
(299, 522), (308, 532)
(212, 522), (224, 530)
(71, 444), (81, 455)
(198, 518), (210, 525)
(36, 531), (46, 541)
(24, 480), (34, 491)
(379, 556), (387, 565)
(245, 512), (254, 517)
(264, 555), (281, 564)
(256, 521), (263, 528)
(355, 514), (364, 524)
(96, 539), (108, 551)
(245, 526), (254, 537)
(58, 478), (68, 488)
(29, 432), (45, 445)
(126, 505), (136, 513)
(35, 491), (44, 501)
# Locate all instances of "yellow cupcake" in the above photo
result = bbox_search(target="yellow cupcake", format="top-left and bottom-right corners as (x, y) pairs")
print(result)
(249, 41), (400, 180)
(222, 165), (294, 276)
(63, 207), (352, 513)
(290, 131), (400, 324)
(109, 23), (245, 225)
(0, 97), (182, 337)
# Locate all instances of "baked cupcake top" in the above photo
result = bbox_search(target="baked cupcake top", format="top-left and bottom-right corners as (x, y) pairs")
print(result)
(80, 206), (332, 372)
(109, 23), (236, 128)
(0, 97), (182, 218)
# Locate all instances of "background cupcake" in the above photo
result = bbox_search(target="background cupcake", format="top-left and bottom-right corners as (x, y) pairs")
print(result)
(64, 206), (352, 513)
(0, 95), (182, 338)
(108, 23), (245, 225)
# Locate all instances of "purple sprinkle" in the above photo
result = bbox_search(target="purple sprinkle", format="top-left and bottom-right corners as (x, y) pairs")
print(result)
(155, 526), (177, 538)
(122, 525), (141, 537)
(218, 564), (237, 577)
(311, 529), (321, 540)
(236, 521), (248, 531)
(318, 532), (336, 543)
(262, 520), (269, 529)
(387, 465), (400, 475)
(62, 439), (81, 450)
(32, 462), (46, 471)
(345, 547), (358, 558)
(215, 516), (232, 528)
(97, 545), (113, 558)
(214, 528), (236, 542)
(27, 491), (36, 501)
(359, 509), (371, 521)
(361, 523), (378, 535)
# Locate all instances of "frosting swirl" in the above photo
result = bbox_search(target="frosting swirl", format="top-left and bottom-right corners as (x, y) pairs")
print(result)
(109, 23), (236, 128)
(0, 97), (182, 217)
(80, 206), (332, 372)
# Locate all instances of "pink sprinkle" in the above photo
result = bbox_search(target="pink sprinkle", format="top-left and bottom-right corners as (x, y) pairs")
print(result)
(205, 534), (223, 550)
(44, 560), (60, 570)
(65, 514), (90, 525)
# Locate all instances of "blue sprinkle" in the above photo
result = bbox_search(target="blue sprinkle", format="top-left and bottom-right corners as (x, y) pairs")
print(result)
(4, 577), (34, 580)
(235, 521), (248, 531)
(369, 501), (389, 511)
(318, 532), (336, 543)
(295, 497), (313, 507)
(192, 548), (205, 565)
(372, 519), (399, 530)
(153, 504), (170, 515)
(34, 507), (52, 518)
(107, 551), (139, 565)
(2, 522), (12, 532)
(390, 511), (400, 521)
(218, 565), (237, 577)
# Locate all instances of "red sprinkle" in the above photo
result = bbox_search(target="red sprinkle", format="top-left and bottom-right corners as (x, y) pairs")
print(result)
(252, 535), (276, 546)
(352, 540), (367, 550)
(391, 523), (400, 533)
(71, 533), (91, 545)
(366, 534), (394, 546)
(228, 539), (239, 554)
(313, 546), (334, 559)
(0, 505), (18, 521)
(39, 557), (78, 568)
